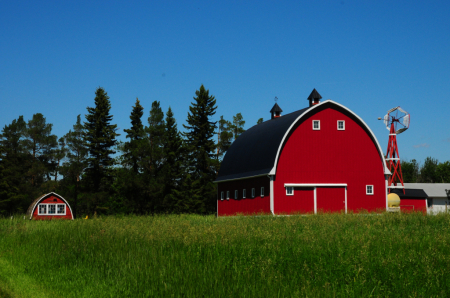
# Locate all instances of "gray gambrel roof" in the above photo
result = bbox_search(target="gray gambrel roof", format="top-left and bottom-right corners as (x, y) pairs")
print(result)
(215, 100), (390, 182)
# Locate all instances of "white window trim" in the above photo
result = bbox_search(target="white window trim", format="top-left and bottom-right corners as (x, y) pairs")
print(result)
(261, 187), (265, 198)
(243, 189), (246, 199)
(226, 191), (230, 200)
(235, 190), (238, 200)
(38, 203), (66, 216)
(286, 186), (293, 196)
(337, 120), (345, 130)
(220, 191), (224, 201)
(313, 120), (320, 130)
(251, 188), (255, 198)
(366, 185), (374, 195)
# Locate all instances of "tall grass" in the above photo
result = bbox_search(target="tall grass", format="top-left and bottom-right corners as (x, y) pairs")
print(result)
(1, 212), (450, 297)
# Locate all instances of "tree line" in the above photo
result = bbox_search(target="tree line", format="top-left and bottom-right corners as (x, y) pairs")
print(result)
(0, 85), (249, 217)
(401, 158), (450, 183)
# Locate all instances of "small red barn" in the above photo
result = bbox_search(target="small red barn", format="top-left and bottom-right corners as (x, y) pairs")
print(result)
(26, 192), (74, 220)
(215, 89), (391, 216)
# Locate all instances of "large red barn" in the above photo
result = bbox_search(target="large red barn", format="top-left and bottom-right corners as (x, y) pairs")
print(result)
(216, 89), (390, 216)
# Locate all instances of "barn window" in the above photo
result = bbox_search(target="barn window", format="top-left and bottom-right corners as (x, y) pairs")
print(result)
(38, 204), (47, 215)
(261, 187), (265, 197)
(48, 204), (56, 214)
(243, 189), (246, 199)
(235, 190), (238, 199)
(337, 120), (345, 130)
(313, 120), (320, 130)
(221, 191), (224, 200)
(366, 185), (374, 195)
(286, 187), (293, 196)
(251, 188), (255, 198)
(57, 204), (66, 215)
(226, 191), (230, 200)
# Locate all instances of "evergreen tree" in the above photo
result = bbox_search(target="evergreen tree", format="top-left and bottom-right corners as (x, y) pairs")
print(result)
(231, 113), (245, 140)
(183, 84), (217, 214)
(161, 107), (184, 211)
(217, 116), (233, 159)
(61, 115), (88, 218)
(84, 87), (119, 193)
(257, 118), (263, 124)
(123, 98), (145, 174)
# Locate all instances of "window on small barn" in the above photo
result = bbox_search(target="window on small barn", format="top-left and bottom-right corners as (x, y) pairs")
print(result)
(38, 204), (47, 215)
(221, 191), (224, 200)
(252, 188), (255, 198)
(261, 187), (265, 197)
(366, 185), (374, 195)
(226, 191), (230, 200)
(48, 204), (56, 214)
(57, 204), (66, 215)
(286, 187), (293, 196)
(313, 120), (320, 130)
(337, 120), (345, 130)
(427, 198), (433, 208)
(243, 189), (246, 199)
(235, 190), (238, 199)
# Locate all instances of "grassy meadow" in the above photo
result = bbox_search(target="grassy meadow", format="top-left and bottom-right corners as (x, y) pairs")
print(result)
(1, 212), (450, 297)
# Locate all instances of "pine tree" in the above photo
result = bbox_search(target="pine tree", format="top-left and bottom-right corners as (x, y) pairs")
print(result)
(61, 115), (88, 218)
(161, 107), (184, 211)
(183, 84), (217, 214)
(84, 87), (119, 193)
(231, 113), (245, 140)
(123, 98), (145, 174)
(217, 116), (233, 159)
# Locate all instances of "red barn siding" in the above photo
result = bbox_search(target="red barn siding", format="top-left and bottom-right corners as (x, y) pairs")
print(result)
(317, 187), (345, 213)
(400, 198), (427, 214)
(274, 105), (386, 214)
(276, 187), (314, 214)
(32, 195), (73, 220)
(217, 176), (270, 216)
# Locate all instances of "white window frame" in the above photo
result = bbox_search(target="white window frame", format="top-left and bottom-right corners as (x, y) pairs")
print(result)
(313, 120), (320, 130)
(48, 204), (56, 215)
(226, 191), (230, 200)
(366, 185), (374, 195)
(235, 190), (238, 199)
(38, 204), (47, 215)
(337, 120), (345, 130)
(261, 187), (265, 197)
(220, 191), (224, 201)
(251, 188), (255, 198)
(286, 186), (293, 196)
(243, 189), (246, 199)
(57, 204), (66, 215)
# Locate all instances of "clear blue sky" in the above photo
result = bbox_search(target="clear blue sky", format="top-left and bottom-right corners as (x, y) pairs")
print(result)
(1, 0), (449, 164)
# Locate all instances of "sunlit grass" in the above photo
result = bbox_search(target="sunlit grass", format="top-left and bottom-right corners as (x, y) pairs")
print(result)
(1, 212), (450, 297)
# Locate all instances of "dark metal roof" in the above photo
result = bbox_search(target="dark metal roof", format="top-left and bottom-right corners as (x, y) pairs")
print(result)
(270, 103), (283, 113)
(391, 188), (428, 198)
(307, 88), (322, 100)
(216, 106), (310, 182)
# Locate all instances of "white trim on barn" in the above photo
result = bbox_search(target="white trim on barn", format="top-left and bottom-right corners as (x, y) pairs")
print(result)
(270, 100), (391, 176)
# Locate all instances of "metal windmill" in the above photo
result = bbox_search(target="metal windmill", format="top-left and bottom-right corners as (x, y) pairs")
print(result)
(379, 107), (410, 194)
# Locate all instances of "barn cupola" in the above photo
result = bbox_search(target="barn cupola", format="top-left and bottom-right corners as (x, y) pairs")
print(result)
(270, 103), (283, 119)
(307, 88), (322, 107)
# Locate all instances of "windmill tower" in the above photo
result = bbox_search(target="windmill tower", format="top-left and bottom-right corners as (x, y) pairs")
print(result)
(380, 107), (410, 194)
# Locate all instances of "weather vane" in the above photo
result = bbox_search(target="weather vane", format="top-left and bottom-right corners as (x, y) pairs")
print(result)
(274, 96), (278, 102)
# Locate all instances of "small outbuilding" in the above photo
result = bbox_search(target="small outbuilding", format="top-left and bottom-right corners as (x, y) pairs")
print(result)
(390, 188), (428, 213)
(404, 183), (450, 214)
(26, 192), (74, 220)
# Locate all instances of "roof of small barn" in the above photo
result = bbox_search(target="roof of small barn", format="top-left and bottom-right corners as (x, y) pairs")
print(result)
(391, 188), (428, 198)
(216, 106), (311, 182)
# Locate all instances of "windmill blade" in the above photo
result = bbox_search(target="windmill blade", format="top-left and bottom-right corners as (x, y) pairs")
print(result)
(397, 107), (408, 114)
(396, 127), (408, 134)
(383, 114), (390, 130)
(387, 107), (398, 114)
(403, 114), (410, 128)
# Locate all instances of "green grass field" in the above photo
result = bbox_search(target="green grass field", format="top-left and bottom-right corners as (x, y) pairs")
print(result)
(1, 212), (449, 297)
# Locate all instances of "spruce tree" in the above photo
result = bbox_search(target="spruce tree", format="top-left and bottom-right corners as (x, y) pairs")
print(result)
(62, 115), (88, 218)
(183, 84), (217, 214)
(123, 98), (145, 174)
(161, 107), (184, 211)
(84, 87), (119, 193)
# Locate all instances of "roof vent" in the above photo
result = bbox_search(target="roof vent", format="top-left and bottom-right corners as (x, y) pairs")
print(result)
(270, 103), (283, 119)
(307, 88), (322, 107)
